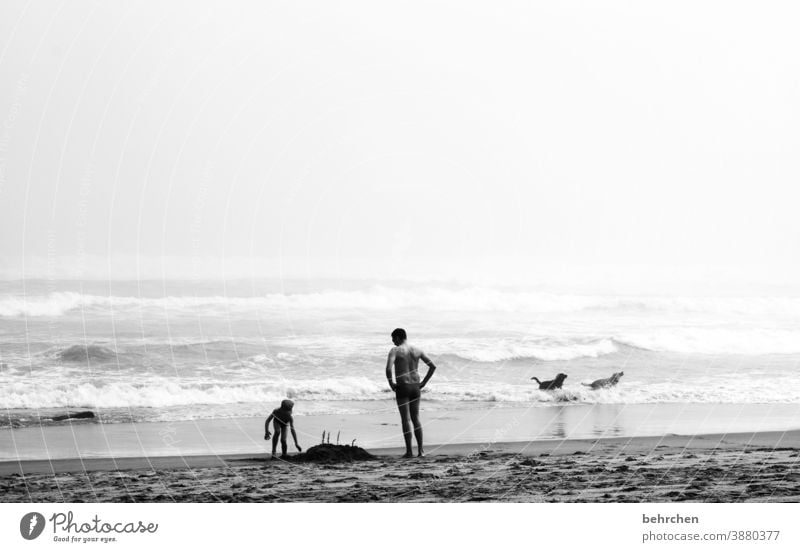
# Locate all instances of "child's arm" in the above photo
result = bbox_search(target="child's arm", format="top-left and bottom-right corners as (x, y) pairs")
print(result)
(264, 413), (274, 439)
(290, 417), (301, 451)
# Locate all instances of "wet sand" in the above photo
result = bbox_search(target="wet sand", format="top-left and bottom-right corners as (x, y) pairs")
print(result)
(2, 430), (799, 502)
(6, 402), (800, 461)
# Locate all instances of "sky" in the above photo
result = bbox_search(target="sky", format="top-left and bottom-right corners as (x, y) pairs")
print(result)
(0, 1), (798, 289)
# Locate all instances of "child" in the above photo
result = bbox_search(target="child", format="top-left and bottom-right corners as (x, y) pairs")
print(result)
(264, 399), (302, 459)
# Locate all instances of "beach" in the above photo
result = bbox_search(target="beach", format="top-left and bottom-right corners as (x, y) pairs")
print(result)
(3, 279), (800, 503)
(3, 399), (800, 502)
(3, 430), (799, 502)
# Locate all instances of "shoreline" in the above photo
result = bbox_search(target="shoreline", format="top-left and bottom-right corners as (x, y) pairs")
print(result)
(2, 428), (798, 476)
(4, 402), (799, 463)
(3, 407), (799, 502)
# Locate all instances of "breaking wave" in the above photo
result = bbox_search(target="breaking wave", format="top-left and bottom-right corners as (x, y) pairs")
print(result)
(3, 288), (800, 317)
(4, 375), (800, 414)
(438, 339), (620, 362)
(56, 344), (119, 363)
(0, 377), (389, 409)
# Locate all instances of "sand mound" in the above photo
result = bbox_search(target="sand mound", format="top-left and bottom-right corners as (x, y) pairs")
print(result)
(293, 443), (374, 463)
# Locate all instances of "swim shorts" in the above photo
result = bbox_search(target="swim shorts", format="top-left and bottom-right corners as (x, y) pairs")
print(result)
(395, 382), (421, 405)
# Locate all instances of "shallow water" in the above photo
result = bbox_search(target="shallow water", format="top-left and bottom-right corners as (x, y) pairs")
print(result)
(3, 403), (799, 461)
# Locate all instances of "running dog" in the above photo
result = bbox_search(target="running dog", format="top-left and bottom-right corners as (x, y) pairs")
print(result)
(582, 371), (624, 390)
(531, 373), (568, 390)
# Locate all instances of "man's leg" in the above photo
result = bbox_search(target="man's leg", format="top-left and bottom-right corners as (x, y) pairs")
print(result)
(396, 392), (413, 458)
(409, 391), (423, 457)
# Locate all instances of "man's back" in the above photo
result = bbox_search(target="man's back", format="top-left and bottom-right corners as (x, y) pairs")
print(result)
(393, 343), (423, 384)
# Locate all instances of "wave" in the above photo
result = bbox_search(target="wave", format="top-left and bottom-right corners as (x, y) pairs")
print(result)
(16, 329), (800, 374)
(4, 375), (800, 412)
(0, 377), (389, 409)
(3, 288), (800, 317)
(615, 329), (800, 355)
(56, 344), (118, 363)
(438, 338), (620, 362)
(429, 379), (800, 404)
(287, 329), (800, 358)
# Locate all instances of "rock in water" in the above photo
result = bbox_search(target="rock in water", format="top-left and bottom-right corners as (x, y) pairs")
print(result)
(51, 411), (96, 422)
(293, 443), (374, 463)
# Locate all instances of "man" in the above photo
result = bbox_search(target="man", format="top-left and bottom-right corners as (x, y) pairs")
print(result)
(385, 328), (437, 458)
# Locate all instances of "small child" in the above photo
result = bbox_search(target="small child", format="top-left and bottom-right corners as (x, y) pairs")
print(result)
(264, 399), (302, 459)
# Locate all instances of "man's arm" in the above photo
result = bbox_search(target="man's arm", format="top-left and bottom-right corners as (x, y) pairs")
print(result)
(264, 413), (274, 439)
(289, 418), (301, 451)
(385, 349), (397, 391)
(419, 352), (436, 389)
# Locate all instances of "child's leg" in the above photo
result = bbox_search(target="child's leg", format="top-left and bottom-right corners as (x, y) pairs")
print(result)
(271, 425), (281, 458)
(280, 426), (288, 457)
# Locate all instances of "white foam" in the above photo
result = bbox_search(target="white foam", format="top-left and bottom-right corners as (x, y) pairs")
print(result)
(435, 338), (619, 362)
(616, 328), (800, 355)
(4, 375), (799, 411)
(4, 289), (800, 358)
(0, 292), (91, 317)
(4, 288), (800, 317)
(0, 376), (388, 409)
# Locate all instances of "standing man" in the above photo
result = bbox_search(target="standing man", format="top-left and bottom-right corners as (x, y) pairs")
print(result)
(385, 328), (437, 458)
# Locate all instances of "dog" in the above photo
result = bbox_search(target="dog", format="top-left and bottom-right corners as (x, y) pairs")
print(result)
(531, 373), (568, 390)
(582, 371), (624, 390)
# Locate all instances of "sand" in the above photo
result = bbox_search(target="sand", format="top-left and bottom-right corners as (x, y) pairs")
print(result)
(2, 430), (799, 502)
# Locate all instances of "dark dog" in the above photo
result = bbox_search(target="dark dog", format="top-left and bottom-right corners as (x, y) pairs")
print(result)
(582, 371), (624, 390)
(531, 373), (568, 390)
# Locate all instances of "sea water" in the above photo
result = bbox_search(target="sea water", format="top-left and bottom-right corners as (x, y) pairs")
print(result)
(2, 278), (799, 430)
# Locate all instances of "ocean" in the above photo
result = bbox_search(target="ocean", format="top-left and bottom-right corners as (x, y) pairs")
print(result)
(2, 278), (799, 431)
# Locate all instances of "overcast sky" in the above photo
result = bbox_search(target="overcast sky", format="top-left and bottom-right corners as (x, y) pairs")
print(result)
(0, 1), (798, 287)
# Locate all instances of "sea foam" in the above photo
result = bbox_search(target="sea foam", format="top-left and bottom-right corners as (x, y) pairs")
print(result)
(3, 288), (800, 317)
(3, 375), (799, 411)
